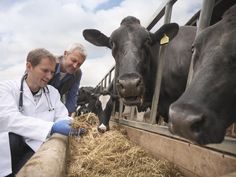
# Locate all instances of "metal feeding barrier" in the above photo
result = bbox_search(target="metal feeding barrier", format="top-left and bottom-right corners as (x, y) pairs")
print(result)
(86, 0), (236, 176)
(94, 0), (236, 157)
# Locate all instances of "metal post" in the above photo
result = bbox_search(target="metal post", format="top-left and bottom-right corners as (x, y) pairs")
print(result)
(197, 0), (215, 33)
(163, 1), (173, 24)
(104, 76), (107, 89)
(112, 66), (117, 116)
(150, 1), (173, 124)
(108, 71), (111, 85)
(100, 80), (103, 92)
(187, 0), (215, 86)
(130, 106), (136, 120)
(119, 99), (123, 118)
(150, 46), (168, 124)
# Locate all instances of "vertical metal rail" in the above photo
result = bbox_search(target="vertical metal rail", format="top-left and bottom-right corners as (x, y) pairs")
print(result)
(150, 1), (174, 124)
(97, 66), (115, 91)
(146, 0), (177, 30)
(108, 71), (112, 84)
(197, 0), (215, 33)
(187, 0), (215, 86)
(112, 66), (118, 116)
(104, 75), (107, 88)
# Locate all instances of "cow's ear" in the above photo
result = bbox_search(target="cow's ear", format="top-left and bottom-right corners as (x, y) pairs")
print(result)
(151, 23), (179, 45)
(83, 29), (111, 48)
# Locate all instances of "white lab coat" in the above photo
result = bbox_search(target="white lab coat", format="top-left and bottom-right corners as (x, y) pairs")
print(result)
(0, 79), (70, 176)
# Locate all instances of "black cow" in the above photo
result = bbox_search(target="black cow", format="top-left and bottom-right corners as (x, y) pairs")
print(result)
(168, 4), (236, 145)
(76, 86), (99, 116)
(76, 86), (118, 132)
(83, 16), (196, 123)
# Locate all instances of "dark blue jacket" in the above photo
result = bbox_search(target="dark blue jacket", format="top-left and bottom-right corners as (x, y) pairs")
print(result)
(49, 56), (82, 113)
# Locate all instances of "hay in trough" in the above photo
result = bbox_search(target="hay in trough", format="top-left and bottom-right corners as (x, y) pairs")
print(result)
(66, 113), (184, 177)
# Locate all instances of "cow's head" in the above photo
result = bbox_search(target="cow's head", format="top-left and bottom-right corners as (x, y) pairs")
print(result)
(77, 86), (95, 105)
(168, 5), (236, 145)
(83, 16), (179, 106)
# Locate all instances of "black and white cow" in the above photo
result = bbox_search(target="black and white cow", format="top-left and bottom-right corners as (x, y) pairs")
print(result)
(76, 86), (118, 132)
(168, 4), (236, 145)
(76, 86), (95, 116)
(83, 16), (196, 123)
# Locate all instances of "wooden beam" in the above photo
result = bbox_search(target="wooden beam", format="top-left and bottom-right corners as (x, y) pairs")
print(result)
(111, 123), (236, 177)
(16, 134), (68, 177)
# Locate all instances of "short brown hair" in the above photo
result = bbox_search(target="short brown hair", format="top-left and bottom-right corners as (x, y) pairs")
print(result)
(26, 48), (56, 67)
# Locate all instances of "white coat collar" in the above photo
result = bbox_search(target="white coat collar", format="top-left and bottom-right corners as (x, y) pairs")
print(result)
(22, 80), (43, 105)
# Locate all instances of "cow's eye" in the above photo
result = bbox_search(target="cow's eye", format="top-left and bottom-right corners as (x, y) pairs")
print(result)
(191, 45), (195, 53)
(109, 39), (115, 48)
(145, 38), (152, 45)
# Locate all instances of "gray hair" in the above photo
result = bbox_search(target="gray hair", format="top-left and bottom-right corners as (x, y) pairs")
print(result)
(66, 43), (87, 59)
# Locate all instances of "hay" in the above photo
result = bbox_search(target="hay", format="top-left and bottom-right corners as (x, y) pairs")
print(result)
(66, 113), (184, 177)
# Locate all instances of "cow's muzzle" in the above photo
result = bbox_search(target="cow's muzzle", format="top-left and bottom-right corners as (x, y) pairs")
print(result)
(116, 73), (144, 106)
(168, 103), (225, 145)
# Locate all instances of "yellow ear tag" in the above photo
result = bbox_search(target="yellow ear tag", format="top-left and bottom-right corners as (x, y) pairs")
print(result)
(160, 34), (169, 45)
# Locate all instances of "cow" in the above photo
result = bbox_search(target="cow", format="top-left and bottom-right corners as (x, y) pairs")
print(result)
(168, 4), (236, 145)
(83, 16), (196, 124)
(76, 86), (99, 116)
(76, 86), (119, 132)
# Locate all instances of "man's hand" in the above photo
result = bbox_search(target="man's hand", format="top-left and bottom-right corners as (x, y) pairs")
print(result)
(51, 119), (86, 137)
(51, 119), (71, 136)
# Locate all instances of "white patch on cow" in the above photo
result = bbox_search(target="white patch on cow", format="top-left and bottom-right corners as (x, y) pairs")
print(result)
(98, 123), (107, 132)
(76, 105), (81, 112)
(98, 95), (111, 111)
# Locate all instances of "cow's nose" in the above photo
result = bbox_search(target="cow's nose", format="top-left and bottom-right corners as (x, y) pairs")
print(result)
(168, 104), (206, 142)
(116, 73), (143, 97)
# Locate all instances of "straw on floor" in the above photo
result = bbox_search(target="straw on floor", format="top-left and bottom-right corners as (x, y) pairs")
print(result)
(66, 113), (184, 177)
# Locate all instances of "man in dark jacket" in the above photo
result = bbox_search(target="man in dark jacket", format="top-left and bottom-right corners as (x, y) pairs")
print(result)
(49, 43), (87, 115)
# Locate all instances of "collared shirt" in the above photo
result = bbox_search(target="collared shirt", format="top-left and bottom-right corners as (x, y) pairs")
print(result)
(32, 89), (43, 105)
(49, 59), (82, 114)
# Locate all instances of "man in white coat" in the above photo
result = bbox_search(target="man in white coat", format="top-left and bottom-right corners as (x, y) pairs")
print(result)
(0, 48), (82, 177)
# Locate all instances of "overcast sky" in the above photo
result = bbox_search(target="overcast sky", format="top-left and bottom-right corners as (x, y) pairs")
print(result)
(0, 0), (202, 87)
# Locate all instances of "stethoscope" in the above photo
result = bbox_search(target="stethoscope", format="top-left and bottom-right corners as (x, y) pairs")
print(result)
(19, 73), (55, 112)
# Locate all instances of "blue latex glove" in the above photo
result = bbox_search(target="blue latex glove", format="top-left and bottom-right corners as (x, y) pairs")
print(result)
(51, 119), (71, 136)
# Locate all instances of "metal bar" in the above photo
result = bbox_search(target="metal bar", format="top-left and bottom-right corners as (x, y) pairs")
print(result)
(150, 1), (174, 124)
(185, 0), (224, 26)
(96, 65), (115, 89)
(104, 76), (107, 88)
(187, 0), (215, 86)
(163, 1), (173, 24)
(100, 80), (104, 92)
(106, 79), (114, 92)
(146, 0), (177, 30)
(108, 71), (111, 84)
(111, 66), (117, 116)
(130, 106), (136, 120)
(197, 0), (215, 33)
(185, 11), (200, 26)
(150, 46), (167, 124)
(119, 99), (123, 118)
